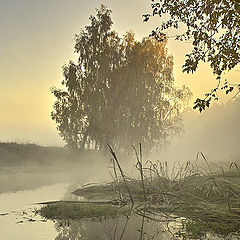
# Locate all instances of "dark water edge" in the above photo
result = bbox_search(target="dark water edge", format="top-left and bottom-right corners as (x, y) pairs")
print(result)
(51, 215), (240, 240)
(39, 200), (240, 240)
(52, 214), (182, 240)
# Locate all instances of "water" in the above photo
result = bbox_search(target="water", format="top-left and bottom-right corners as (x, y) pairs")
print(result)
(0, 175), (182, 240)
(0, 183), (67, 240)
(51, 215), (183, 240)
(0, 170), (239, 240)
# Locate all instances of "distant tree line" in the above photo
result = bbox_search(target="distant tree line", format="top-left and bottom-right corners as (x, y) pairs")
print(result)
(0, 142), (101, 166)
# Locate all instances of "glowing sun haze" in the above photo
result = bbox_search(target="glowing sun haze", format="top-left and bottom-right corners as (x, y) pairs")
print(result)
(0, 0), (237, 145)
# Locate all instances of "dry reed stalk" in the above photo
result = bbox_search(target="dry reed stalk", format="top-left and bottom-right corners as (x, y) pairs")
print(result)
(107, 144), (134, 206)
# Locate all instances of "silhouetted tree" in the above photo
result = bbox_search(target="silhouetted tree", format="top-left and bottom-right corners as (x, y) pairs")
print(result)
(145, 0), (240, 112)
(51, 5), (192, 152)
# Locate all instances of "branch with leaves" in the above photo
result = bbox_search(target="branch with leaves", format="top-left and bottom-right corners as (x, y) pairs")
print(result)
(144, 0), (240, 111)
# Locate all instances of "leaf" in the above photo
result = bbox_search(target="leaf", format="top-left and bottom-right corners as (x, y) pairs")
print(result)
(146, 0), (240, 105)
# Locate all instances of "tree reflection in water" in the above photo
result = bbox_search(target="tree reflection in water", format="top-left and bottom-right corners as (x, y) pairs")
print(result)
(54, 213), (183, 240)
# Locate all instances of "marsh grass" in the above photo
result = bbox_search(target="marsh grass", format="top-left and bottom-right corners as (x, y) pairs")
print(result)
(181, 219), (240, 238)
(39, 146), (240, 238)
(71, 147), (240, 237)
(39, 202), (131, 221)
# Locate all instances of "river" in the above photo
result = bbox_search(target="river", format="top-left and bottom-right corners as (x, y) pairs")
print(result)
(0, 168), (239, 240)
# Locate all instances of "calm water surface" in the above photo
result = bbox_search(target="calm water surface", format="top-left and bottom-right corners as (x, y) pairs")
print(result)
(0, 180), (182, 240)
(0, 171), (239, 240)
(0, 183), (68, 239)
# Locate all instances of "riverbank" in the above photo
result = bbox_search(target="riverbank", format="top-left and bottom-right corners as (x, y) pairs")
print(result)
(0, 143), (111, 194)
(0, 142), (105, 167)
(39, 148), (240, 239)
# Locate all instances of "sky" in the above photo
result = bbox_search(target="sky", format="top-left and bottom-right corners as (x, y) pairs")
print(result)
(0, 0), (239, 146)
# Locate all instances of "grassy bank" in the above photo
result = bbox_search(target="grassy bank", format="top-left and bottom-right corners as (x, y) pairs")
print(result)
(39, 146), (240, 239)
(39, 202), (131, 221)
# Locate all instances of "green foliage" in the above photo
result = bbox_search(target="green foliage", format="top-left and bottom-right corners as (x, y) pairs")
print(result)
(182, 220), (207, 239)
(38, 147), (240, 238)
(72, 151), (240, 237)
(39, 202), (130, 221)
(146, 0), (240, 111)
(51, 5), (192, 151)
(182, 219), (239, 239)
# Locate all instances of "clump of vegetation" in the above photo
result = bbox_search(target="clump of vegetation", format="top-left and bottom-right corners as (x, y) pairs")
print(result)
(70, 146), (240, 238)
(38, 145), (240, 238)
(181, 219), (240, 239)
(51, 5), (192, 153)
(39, 202), (131, 221)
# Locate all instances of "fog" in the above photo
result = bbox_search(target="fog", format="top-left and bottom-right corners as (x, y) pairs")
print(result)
(0, 147), (112, 194)
(1, 99), (239, 179)
(1, 99), (239, 240)
(154, 98), (240, 164)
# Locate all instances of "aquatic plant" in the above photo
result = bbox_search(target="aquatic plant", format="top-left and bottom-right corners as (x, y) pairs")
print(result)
(39, 202), (131, 221)
(40, 146), (240, 238)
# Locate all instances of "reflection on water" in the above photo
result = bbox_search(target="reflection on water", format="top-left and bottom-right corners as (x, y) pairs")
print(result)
(0, 168), (70, 194)
(52, 214), (240, 240)
(53, 214), (180, 240)
(0, 181), (183, 240)
(0, 183), (68, 212)
(0, 179), (239, 239)
(0, 183), (67, 240)
(0, 165), (108, 240)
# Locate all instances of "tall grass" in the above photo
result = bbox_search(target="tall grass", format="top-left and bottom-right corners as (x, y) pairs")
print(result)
(73, 146), (240, 236)
(108, 144), (134, 206)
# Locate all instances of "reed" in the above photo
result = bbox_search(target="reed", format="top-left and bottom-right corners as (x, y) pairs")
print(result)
(107, 144), (134, 206)
(52, 145), (240, 237)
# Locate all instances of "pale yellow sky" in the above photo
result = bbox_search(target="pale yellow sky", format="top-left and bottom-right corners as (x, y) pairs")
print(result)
(0, 0), (238, 145)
